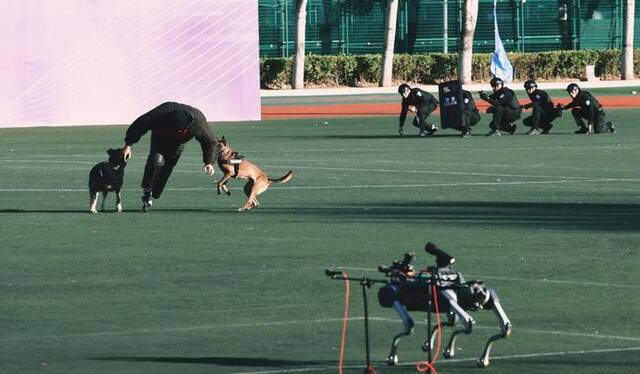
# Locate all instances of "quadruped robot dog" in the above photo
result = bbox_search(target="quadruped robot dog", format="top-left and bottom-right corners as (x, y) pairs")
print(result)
(326, 242), (511, 372)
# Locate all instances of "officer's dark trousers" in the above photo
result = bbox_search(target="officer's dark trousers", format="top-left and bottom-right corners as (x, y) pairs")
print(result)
(523, 103), (558, 130)
(464, 110), (481, 129)
(571, 107), (611, 133)
(489, 106), (521, 131)
(142, 135), (185, 198)
(450, 110), (480, 133)
(411, 103), (437, 132)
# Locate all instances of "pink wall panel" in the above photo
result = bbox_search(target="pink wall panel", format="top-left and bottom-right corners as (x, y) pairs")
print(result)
(0, 0), (260, 127)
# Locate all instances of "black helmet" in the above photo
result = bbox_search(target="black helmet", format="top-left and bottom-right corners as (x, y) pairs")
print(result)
(398, 83), (411, 95)
(524, 80), (537, 90)
(566, 83), (580, 93)
(490, 77), (504, 88)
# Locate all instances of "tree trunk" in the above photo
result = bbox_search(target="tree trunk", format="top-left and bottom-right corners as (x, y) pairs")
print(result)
(292, 0), (308, 89)
(380, 0), (399, 87)
(458, 0), (479, 84)
(622, 0), (635, 80)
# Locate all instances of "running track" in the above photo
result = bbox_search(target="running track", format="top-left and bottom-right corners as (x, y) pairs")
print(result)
(262, 95), (640, 119)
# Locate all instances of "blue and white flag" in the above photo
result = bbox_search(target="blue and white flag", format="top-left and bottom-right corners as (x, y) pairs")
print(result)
(490, 0), (513, 82)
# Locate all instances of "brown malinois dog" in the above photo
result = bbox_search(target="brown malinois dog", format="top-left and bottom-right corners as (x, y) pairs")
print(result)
(216, 136), (293, 211)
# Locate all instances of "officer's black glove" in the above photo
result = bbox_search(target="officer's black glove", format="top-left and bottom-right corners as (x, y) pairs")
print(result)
(479, 91), (488, 100)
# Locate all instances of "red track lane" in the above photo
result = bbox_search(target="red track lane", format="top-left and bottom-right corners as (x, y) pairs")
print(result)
(262, 95), (640, 120)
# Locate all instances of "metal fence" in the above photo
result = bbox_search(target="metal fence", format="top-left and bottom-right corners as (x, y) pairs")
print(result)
(258, 0), (634, 58)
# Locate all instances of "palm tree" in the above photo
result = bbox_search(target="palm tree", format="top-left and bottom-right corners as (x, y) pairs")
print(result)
(458, 0), (479, 84)
(292, 0), (308, 89)
(380, 0), (400, 87)
(622, 0), (635, 80)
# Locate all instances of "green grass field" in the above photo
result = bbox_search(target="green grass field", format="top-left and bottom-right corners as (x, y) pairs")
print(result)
(1, 109), (639, 374)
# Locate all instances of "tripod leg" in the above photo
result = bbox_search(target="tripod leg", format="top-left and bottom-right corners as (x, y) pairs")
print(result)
(386, 301), (415, 366)
(477, 289), (511, 368)
(423, 311), (456, 352)
(421, 320), (441, 353)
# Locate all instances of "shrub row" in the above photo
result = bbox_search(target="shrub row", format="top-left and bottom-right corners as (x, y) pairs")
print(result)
(260, 49), (640, 89)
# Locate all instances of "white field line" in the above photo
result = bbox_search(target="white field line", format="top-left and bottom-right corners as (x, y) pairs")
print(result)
(1, 177), (640, 193)
(0, 159), (95, 165)
(369, 159), (638, 174)
(252, 164), (631, 181)
(2, 152), (638, 176)
(475, 274), (640, 290)
(0, 143), (634, 160)
(370, 317), (640, 342)
(3, 316), (639, 343)
(233, 346), (640, 374)
(3, 155), (635, 175)
(3, 159), (631, 182)
(0, 159), (605, 180)
(2, 267), (323, 287)
(4, 267), (636, 290)
(333, 267), (640, 289)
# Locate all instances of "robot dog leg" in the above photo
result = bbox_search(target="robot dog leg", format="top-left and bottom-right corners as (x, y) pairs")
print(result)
(440, 288), (476, 359)
(477, 289), (512, 368)
(385, 294), (415, 365)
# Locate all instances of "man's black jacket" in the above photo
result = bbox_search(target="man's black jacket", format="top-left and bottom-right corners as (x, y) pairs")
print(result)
(125, 102), (217, 164)
(399, 88), (438, 127)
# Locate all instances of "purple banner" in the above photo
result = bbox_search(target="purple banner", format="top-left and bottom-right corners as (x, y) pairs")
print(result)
(0, 0), (260, 127)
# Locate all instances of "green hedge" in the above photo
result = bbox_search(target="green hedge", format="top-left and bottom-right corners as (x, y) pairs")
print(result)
(260, 49), (640, 89)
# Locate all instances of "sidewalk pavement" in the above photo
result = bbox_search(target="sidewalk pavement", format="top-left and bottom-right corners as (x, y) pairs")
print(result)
(261, 79), (640, 98)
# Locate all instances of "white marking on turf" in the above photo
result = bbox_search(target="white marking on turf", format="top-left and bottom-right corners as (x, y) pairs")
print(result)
(1, 318), (351, 342)
(257, 164), (605, 180)
(0, 159), (94, 164)
(271, 178), (640, 189)
(475, 274), (640, 290)
(1, 177), (638, 193)
(223, 346), (640, 374)
(0, 145), (633, 160)
(4, 316), (638, 343)
(334, 267), (640, 289)
(370, 317), (640, 342)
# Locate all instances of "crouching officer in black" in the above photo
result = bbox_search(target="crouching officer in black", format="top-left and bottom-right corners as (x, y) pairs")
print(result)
(522, 80), (561, 135)
(557, 83), (616, 134)
(122, 102), (217, 211)
(479, 77), (522, 136)
(461, 90), (481, 137)
(398, 83), (439, 137)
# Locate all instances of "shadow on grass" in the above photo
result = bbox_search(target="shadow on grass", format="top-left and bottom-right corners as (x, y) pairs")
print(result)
(263, 201), (640, 231)
(1, 201), (638, 231)
(0, 208), (234, 214)
(282, 134), (465, 140)
(89, 356), (332, 367)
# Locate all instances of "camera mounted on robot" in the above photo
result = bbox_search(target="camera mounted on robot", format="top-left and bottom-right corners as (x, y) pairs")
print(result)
(424, 242), (455, 271)
(378, 252), (416, 280)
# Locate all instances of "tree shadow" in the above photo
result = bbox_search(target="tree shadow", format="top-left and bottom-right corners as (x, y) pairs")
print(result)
(89, 356), (332, 368)
(0, 208), (231, 214)
(264, 201), (640, 231)
(282, 134), (465, 140)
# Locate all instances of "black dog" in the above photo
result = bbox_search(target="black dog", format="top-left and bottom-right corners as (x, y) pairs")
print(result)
(88, 148), (126, 214)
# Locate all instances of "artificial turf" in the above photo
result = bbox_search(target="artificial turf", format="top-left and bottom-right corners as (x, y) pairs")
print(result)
(1, 109), (639, 374)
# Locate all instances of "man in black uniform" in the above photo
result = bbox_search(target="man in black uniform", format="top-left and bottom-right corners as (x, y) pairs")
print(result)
(122, 102), (217, 211)
(398, 83), (439, 137)
(479, 77), (522, 136)
(521, 80), (561, 135)
(557, 83), (616, 134)
(461, 90), (481, 137)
